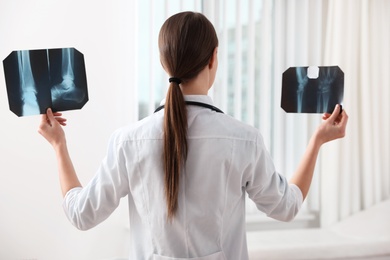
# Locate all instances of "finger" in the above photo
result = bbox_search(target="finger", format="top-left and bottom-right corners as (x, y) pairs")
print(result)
(328, 104), (341, 122)
(322, 113), (331, 120)
(46, 108), (57, 127)
(46, 108), (55, 120)
(55, 117), (67, 122)
(53, 112), (63, 117)
(56, 117), (67, 125)
(56, 118), (67, 123)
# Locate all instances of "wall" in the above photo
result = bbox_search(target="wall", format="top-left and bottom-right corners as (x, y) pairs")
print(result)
(0, 1), (137, 259)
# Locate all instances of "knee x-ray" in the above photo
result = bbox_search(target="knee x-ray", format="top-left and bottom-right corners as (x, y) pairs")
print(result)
(3, 47), (88, 117)
(281, 66), (344, 114)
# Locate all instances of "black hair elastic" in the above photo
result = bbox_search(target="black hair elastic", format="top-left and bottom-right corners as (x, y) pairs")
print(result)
(169, 77), (182, 84)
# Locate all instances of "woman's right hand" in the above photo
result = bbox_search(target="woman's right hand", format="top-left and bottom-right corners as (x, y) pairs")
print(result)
(315, 104), (348, 145)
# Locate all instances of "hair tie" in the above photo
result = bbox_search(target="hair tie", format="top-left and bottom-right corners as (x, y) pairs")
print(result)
(169, 77), (182, 84)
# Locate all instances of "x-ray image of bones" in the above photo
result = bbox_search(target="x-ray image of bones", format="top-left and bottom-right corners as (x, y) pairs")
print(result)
(51, 48), (86, 107)
(281, 66), (344, 114)
(295, 67), (309, 113)
(3, 48), (88, 117)
(317, 67), (338, 113)
(17, 50), (40, 116)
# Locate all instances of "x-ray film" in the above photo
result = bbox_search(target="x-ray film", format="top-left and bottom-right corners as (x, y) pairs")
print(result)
(281, 66), (344, 114)
(3, 47), (88, 117)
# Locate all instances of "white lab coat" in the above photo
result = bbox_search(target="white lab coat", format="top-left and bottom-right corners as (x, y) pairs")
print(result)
(63, 95), (303, 260)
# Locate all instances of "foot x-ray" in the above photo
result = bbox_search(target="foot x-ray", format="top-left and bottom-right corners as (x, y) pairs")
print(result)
(3, 47), (88, 117)
(281, 66), (344, 114)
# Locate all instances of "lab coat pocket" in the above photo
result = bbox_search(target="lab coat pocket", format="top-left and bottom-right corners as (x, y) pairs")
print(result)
(153, 251), (226, 260)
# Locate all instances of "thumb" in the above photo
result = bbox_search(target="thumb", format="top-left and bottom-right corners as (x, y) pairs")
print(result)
(46, 108), (56, 125)
(328, 104), (341, 122)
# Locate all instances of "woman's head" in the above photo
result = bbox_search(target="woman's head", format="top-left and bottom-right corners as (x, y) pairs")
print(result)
(159, 11), (218, 82)
(158, 12), (218, 220)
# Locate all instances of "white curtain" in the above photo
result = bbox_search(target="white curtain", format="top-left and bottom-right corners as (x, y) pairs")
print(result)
(320, 0), (390, 227)
(272, 0), (390, 227)
(252, 0), (390, 228)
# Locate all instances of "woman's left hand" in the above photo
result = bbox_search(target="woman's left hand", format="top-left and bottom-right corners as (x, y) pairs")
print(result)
(315, 104), (348, 145)
(38, 108), (68, 149)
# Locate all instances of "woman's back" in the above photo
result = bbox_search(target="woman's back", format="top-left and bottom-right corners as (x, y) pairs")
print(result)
(102, 95), (301, 259)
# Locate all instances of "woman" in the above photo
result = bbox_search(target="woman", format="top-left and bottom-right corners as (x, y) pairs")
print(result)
(39, 11), (348, 260)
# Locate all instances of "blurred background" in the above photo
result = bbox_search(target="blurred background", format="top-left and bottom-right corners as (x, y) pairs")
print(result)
(0, 0), (389, 259)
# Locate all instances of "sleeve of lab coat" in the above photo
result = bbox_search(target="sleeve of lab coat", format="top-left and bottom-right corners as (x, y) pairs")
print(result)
(62, 130), (130, 230)
(244, 133), (303, 222)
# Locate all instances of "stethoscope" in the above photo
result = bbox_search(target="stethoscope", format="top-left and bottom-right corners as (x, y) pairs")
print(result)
(154, 101), (224, 114)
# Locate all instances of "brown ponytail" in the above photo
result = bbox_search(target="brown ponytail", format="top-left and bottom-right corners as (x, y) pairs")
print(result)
(158, 12), (218, 220)
(163, 81), (187, 220)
